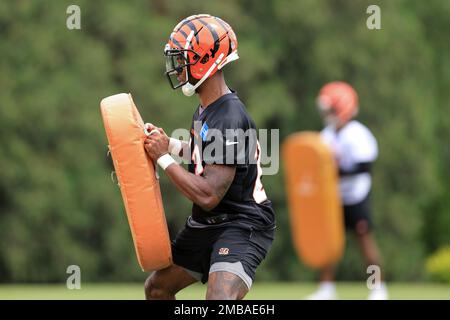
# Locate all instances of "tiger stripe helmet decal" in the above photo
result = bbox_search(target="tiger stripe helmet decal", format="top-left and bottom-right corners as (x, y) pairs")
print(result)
(164, 14), (239, 95)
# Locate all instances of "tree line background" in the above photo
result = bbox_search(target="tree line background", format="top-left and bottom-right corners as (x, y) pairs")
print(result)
(0, 0), (449, 283)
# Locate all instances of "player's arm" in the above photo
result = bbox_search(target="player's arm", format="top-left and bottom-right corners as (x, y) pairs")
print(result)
(144, 127), (235, 211)
(165, 164), (235, 211)
(339, 128), (377, 176)
(339, 162), (372, 176)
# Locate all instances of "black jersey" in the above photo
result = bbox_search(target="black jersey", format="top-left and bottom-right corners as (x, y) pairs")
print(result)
(187, 92), (275, 230)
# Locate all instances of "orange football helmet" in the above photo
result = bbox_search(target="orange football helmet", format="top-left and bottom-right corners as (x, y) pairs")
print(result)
(316, 81), (359, 127)
(164, 14), (239, 96)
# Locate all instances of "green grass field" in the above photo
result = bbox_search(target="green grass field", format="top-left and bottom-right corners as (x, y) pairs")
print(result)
(0, 282), (449, 300)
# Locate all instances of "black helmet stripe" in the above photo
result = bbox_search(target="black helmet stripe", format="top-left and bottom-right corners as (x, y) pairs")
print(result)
(197, 18), (219, 43)
(186, 20), (201, 44)
(213, 16), (230, 32)
(197, 18), (220, 58)
(175, 20), (200, 44)
(178, 28), (188, 39)
(227, 37), (232, 56)
(169, 36), (183, 49)
(177, 29), (193, 49)
(213, 17), (233, 56)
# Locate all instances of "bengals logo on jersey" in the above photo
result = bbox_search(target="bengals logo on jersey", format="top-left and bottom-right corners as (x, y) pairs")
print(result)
(218, 247), (229, 255)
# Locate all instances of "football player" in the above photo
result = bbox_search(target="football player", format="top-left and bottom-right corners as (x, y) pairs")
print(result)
(308, 81), (388, 300)
(143, 14), (276, 300)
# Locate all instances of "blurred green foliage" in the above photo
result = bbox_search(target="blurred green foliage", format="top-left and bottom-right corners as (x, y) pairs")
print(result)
(426, 246), (450, 283)
(0, 0), (449, 283)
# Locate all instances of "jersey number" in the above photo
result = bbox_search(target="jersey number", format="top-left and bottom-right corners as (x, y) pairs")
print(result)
(253, 141), (267, 203)
(192, 144), (204, 176)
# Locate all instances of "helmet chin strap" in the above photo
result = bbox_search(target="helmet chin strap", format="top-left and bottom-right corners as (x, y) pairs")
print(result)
(182, 53), (225, 97)
(181, 82), (197, 97)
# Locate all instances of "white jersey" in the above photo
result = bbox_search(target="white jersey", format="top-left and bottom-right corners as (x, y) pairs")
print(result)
(320, 120), (378, 205)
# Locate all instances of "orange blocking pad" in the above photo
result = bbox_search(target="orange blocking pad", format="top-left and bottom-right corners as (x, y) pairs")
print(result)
(100, 93), (172, 271)
(282, 132), (344, 269)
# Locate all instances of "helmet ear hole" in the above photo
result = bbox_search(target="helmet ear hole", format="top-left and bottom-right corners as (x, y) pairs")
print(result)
(200, 54), (210, 64)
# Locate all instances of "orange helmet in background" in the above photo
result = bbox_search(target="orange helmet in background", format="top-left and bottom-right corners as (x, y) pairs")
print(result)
(316, 81), (359, 127)
(164, 14), (239, 96)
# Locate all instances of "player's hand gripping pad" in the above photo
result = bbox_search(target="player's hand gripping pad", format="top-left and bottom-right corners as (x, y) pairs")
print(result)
(100, 93), (172, 271)
(282, 132), (345, 269)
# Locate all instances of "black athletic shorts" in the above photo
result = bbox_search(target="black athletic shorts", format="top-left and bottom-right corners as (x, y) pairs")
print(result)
(343, 194), (373, 233)
(171, 222), (275, 288)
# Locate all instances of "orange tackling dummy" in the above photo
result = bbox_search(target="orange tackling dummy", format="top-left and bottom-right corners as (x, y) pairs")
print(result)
(283, 132), (345, 269)
(100, 93), (172, 271)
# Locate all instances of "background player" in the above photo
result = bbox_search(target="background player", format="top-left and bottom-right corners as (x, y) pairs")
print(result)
(307, 81), (388, 300)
